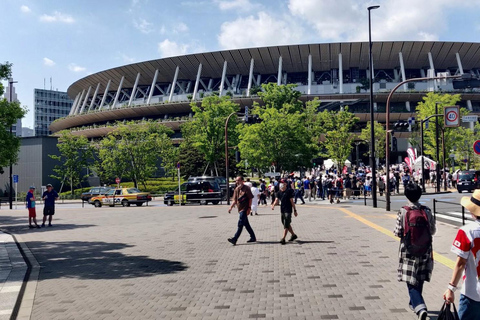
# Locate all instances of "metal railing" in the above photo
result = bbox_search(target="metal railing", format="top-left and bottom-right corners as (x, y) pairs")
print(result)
(433, 199), (473, 225)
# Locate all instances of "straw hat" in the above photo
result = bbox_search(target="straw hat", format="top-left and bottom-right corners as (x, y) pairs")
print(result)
(460, 190), (480, 217)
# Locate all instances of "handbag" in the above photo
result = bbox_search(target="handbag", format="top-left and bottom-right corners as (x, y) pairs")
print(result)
(438, 301), (459, 320)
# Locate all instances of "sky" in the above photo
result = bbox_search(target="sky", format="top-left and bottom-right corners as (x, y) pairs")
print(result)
(1, 0), (480, 129)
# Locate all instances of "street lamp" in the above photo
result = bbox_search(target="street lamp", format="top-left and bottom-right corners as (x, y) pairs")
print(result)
(368, 5), (380, 208)
(8, 78), (17, 210)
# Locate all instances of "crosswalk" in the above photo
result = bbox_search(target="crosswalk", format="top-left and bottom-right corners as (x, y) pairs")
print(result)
(435, 210), (474, 225)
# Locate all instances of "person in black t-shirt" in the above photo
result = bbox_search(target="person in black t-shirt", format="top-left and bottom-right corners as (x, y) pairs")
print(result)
(271, 182), (298, 245)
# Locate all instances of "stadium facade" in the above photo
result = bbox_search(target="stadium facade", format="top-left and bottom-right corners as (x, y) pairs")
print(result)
(50, 41), (480, 161)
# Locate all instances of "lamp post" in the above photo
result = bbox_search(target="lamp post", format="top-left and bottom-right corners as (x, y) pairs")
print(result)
(8, 78), (17, 210)
(368, 5), (380, 208)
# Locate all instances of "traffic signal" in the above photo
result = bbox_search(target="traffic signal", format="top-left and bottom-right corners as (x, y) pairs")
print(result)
(235, 150), (241, 163)
(391, 137), (397, 152)
(244, 106), (249, 123)
(452, 78), (480, 89)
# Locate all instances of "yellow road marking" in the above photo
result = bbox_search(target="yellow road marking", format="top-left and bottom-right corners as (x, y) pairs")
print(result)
(336, 207), (456, 270)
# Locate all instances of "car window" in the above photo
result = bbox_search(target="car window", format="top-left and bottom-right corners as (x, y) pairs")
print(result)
(216, 177), (226, 184)
(459, 173), (475, 180)
(92, 188), (99, 193)
(106, 189), (115, 196)
(115, 190), (122, 195)
(127, 188), (141, 194)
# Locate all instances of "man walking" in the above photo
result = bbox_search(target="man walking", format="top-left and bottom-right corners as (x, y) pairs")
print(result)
(227, 176), (256, 245)
(26, 186), (40, 229)
(42, 184), (59, 227)
(272, 182), (298, 244)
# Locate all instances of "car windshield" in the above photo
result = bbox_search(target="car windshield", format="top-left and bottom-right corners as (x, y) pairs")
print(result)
(127, 188), (142, 194)
(459, 173), (475, 180)
(176, 183), (188, 192)
(106, 189), (115, 195)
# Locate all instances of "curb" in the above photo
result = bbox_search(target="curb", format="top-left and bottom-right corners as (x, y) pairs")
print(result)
(0, 231), (39, 320)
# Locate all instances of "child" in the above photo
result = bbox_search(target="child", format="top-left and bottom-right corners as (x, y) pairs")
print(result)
(26, 186), (40, 229)
(443, 189), (480, 319)
(393, 182), (436, 320)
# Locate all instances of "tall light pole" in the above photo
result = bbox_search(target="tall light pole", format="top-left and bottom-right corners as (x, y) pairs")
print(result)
(8, 78), (17, 210)
(368, 5), (380, 208)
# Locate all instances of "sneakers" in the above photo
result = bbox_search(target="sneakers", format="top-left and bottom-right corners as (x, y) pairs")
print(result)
(28, 225), (35, 229)
(246, 238), (256, 243)
(48, 224), (53, 227)
(227, 238), (237, 246)
(289, 234), (298, 242)
(41, 223), (45, 228)
(280, 238), (286, 245)
(417, 309), (427, 320)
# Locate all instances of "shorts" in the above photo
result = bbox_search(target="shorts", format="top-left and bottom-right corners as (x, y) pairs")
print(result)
(28, 208), (36, 218)
(281, 211), (292, 229)
(43, 206), (55, 216)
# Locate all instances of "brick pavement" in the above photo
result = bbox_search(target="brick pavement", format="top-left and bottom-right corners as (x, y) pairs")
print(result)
(0, 199), (464, 320)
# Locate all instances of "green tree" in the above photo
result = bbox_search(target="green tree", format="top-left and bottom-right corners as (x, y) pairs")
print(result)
(182, 96), (240, 176)
(359, 121), (387, 160)
(97, 121), (174, 188)
(257, 83), (303, 113)
(452, 123), (480, 170)
(0, 62), (27, 170)
(415, 92), (464, 166)
(49, 131), (93, 194)
(315, 107), (359, 166)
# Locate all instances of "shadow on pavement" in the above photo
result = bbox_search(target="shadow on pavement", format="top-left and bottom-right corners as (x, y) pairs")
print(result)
(27, 241), (188, 280)
(253, 240), (334, 245)
(0, 215), (96, 234)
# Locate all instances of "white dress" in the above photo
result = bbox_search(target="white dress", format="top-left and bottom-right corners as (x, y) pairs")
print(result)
(250, 187), (259, 212)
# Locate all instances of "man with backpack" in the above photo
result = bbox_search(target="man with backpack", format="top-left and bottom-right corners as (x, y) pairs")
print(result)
(393, 182), (436, 320)
(294, 178), (305, 205)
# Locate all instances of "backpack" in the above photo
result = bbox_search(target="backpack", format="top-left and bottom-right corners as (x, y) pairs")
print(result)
(327, 179), (333, 189)
(402, 206), (432, 257)
(336, 179), (342, 188)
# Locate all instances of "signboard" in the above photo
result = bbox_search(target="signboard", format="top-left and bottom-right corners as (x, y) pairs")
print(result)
(474, 140), (480, 155)
(462, 115), (479, 123)
(444, 105), (460, 127)
(13, 175), (18, 183)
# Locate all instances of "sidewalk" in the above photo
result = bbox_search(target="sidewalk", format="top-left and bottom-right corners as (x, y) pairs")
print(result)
(0, 231), (27, 320)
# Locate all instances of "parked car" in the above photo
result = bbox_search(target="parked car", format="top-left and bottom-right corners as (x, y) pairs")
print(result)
(81, 187), (113, 202)
(164, 181), (222, 206)
(187, 176), (228, 199)
(457, 170), (476, 193)
(90, 188), (152, 207)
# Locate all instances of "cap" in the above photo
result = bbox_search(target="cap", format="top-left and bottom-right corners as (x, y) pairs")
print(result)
(29, 186), (36, 189)
(46, 184), (53, 187)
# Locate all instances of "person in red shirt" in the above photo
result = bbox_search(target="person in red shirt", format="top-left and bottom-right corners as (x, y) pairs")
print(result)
(227, 176), (256, 245)
(443, 189), (480, 319)
(26, 186), (40, 229)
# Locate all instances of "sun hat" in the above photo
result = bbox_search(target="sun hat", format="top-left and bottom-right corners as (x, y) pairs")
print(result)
(46, 183), (53, 187)
(460, 189), (480, 217)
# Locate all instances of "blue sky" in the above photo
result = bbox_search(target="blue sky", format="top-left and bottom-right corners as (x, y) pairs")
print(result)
(1, 0), (480, 129)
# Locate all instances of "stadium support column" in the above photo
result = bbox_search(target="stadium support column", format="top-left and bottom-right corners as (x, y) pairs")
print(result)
(99, 79), (111, 110)
(74, 89), (86, 115)
(69, 92), (81, 116)
(247, 59), (254, 97)
(338, 53), (343, 94)
(88, 83), (101, 112)
(399, 52), (407, 91)
(192, 64), (203, 101)
(277, 56), (283, 86)
(428, 52), (436, 90)
(307, 54), (312, 95)
(456, 53), (464, 74)
(219, 61), (227, 97)
(147, 70), (159, 104)
(79, 86), (92, 114)
(128, 73), (141, 107)
(169, 67), (179, 102)
(467, 100), (474, 130)
(112, 76), (125, 109)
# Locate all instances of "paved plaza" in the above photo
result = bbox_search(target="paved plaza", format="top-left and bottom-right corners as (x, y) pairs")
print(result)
(0, 198), (465, 319)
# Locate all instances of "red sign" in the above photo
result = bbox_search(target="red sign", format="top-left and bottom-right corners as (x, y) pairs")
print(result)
(474, 140), (480, 155)
(115, 177), (120, 184)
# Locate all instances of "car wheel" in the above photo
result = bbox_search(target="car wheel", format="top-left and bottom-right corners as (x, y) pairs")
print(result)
(94, 200), (102, 208)
(200, 200), (207, 205)
(458, 190), (462, 193)
(122, 200), (130, 207)
(136, 203), (143, 206)
(211, 200), (219, 205)
(168, 201), (173, 206)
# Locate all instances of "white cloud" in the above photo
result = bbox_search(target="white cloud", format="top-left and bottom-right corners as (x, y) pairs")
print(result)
(158, 39), (189, 58)
(120, 53), (136, 63)
(174, 22), (189, 33)
(39, 11), (75, 23)
(43, 57), (55, 67)
(215, 0), (258, 11)
(20, 5), (31, 13)
(68, 63), (86, 73)
(133, 18), (154, 34)
(218, 12), (304, 49)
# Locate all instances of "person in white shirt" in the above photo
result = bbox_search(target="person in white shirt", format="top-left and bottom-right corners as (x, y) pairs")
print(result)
(443, 189), (480, 319)
(250, 182), (260, 215)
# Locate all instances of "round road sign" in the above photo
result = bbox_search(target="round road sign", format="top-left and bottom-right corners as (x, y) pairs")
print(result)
(115, 177), (121, 184)
(446, 110), (458, 122)
(474, 140), (480, 155)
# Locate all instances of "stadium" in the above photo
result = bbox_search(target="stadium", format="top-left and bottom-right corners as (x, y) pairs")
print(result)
(50, 41), (480, 162)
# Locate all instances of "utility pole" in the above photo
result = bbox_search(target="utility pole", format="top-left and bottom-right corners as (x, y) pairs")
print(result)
(8, 78), (17, 209)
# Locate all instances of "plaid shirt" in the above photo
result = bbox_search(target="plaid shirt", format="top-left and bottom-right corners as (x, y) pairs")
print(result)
(393, 202), (436, 286)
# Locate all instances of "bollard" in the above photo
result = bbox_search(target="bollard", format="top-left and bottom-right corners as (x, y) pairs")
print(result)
(364, 188), (367, 206)
(462, 206), (465, 226)
(433, 199), (436, 220)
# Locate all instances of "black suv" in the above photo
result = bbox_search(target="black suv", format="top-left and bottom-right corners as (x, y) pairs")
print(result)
(457, 170), (476, 193)
(81, 187), (113, 202)
(164, 181), (223, 206)
(187, 176), (228, 200)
